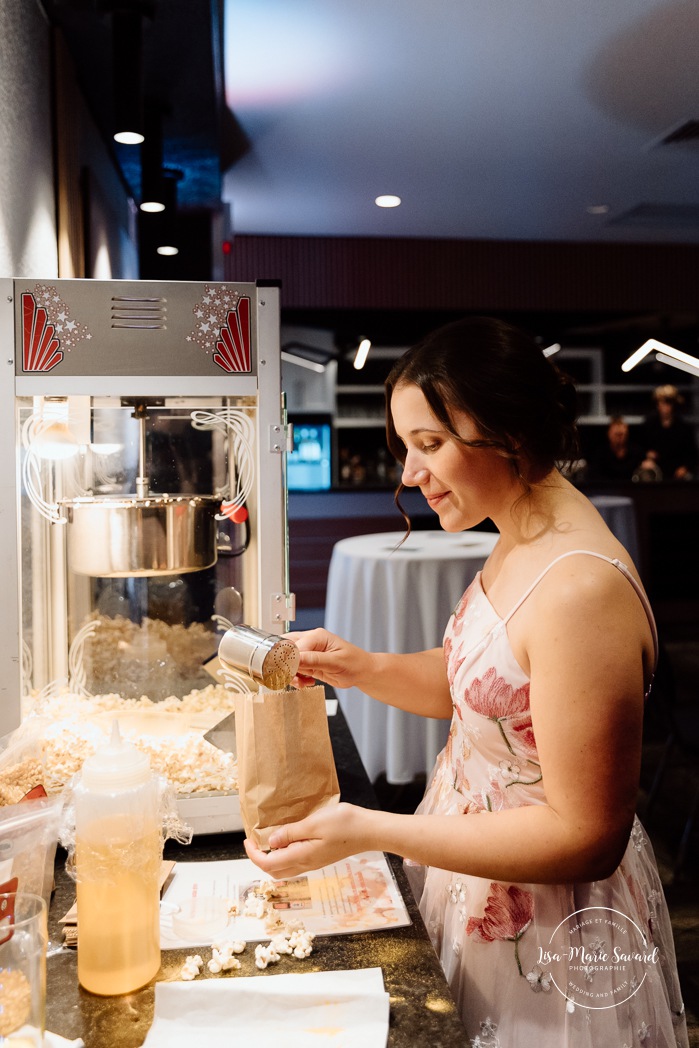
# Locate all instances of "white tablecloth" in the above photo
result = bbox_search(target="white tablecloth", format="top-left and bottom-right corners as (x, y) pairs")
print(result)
(324, 529), (498, 785)
(589, 494), (639, 566)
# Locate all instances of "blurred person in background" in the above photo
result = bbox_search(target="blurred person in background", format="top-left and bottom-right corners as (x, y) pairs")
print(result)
(590, 414), (644, 482)
(640, 384), (698, 480)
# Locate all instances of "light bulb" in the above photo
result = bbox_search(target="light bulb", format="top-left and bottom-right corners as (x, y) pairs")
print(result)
(34, 421), (80, 460)
(32, 398), (80, 460)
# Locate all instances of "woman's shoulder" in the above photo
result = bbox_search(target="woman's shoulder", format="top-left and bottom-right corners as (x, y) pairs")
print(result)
(531, 509), (643, 597)
(484, 482), (642, 610)
(510, 537), (653, 674)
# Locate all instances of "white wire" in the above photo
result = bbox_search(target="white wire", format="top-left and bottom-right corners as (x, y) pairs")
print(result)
(68, 619), (100, 697)
(190, 408), (256, 509)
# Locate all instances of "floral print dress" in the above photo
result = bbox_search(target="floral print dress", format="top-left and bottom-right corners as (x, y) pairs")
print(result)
(405, 550), (688, 1048)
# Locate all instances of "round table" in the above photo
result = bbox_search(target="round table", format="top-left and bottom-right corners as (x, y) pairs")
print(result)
(324, 529), (498, 785)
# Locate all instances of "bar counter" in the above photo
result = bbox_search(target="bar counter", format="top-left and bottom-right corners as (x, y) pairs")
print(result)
(45, 707), (466, 1046)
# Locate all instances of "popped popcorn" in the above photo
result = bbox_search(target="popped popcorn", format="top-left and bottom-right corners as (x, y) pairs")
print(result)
(243, 896), (268, 920)
(269, 935), (293, 956)
(207, 940), (243, 973)
(254, 925), (314, 968)
(180, 954), (204, 980)
(0, 757), (45, 805)
(257, 880), (284, 900)
(26, 686), (238, 796)
(254, 942), (281, 969)
(264, 913), (287, 935)
(288, 928), (314, 959)
(207, 955), (240, 974)
(81, 614), (218, 687)
(178, 925), (314, 980)
(224, 939), (246, 955)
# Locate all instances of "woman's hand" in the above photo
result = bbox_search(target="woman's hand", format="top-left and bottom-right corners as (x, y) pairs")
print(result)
(243, 802), (370, 878)
(284, 630), (451, 720)
(284, 628), (373, 690)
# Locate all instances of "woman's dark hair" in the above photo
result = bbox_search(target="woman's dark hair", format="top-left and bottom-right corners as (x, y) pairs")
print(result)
(385, 316), (579, 493)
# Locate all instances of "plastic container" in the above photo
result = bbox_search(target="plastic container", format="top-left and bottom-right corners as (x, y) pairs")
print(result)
(73, 722), (162, 996)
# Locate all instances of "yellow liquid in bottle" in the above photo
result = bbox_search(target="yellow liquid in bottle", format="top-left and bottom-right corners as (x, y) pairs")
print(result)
(76, 817), (162, 996)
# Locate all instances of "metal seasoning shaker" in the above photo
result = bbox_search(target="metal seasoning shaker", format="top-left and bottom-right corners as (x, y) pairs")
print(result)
(218, 623), (300, 690)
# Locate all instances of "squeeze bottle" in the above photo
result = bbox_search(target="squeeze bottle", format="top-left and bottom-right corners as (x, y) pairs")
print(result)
(74, 721), (162, 995)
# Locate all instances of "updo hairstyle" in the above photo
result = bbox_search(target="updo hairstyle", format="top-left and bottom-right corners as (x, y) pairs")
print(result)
(385, 316), (579, 488)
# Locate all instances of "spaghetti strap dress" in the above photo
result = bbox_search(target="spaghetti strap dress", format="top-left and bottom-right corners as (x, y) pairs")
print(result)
(405, 550), (689, 1047)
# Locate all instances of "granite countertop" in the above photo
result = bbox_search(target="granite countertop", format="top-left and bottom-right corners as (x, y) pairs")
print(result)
(46, 707), (466, 1046)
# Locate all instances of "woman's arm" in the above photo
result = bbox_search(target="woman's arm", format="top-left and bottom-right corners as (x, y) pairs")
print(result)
(249, 562), (649, 884)
(287, 628), (453, 719)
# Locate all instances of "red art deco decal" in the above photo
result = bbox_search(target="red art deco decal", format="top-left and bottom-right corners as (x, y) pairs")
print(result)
(22, 293), (62, 372)
(186, 286), (252, 373)
(21, 285), (92, 372)
(214, 298), (251, 372)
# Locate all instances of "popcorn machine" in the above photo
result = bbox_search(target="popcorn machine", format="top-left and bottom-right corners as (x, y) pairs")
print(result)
(0, 277), (293, 830)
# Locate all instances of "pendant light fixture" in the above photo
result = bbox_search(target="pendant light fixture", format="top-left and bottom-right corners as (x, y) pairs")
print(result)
(112, 9), (145, 145)
(140, 102), (167, 212)
(154, 168), (183, 256)
(621, 338), (699, 377)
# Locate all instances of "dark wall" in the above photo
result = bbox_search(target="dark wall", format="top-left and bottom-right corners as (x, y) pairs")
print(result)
(223, 234), (699, 315)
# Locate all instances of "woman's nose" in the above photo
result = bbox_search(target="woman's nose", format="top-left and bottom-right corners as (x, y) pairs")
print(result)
(402, 457), (430, 487)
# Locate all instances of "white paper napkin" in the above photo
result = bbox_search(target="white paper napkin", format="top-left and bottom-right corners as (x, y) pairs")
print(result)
(142, 967), (389, 1048)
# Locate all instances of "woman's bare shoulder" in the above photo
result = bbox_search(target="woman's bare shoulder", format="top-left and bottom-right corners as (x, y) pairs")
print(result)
(520, 545), (654, 676)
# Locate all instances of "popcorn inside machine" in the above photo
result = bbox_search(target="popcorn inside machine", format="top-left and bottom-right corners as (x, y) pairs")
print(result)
(0, 277), (292, 831)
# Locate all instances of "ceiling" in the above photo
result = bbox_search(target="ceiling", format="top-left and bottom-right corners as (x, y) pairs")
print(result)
(47, 0), (699, 247)
(43, 0), (228, 212)
(220, 0), (699, 244)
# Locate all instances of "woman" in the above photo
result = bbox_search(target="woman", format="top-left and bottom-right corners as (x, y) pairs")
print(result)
(246, 318), (688, 1047)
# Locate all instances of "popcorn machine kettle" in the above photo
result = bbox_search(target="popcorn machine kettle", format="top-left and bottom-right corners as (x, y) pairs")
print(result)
(0, 277), (293, 741)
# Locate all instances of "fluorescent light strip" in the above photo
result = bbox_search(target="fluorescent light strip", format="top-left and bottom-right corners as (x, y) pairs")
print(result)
(620, 338), (699, 372)
(655, 352), (699, 378)
(653, 344), (699, 370)
(281, 351), (325, 373)
(353, 338), (371, 370)
(542, 343), (561, 357)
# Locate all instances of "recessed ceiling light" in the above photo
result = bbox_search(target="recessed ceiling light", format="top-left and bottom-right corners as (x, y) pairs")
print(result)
(375, 195), (401, 208)
(586, 204), (609, 215)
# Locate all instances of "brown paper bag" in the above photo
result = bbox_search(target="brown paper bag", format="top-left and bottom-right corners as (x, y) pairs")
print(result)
(234, 684), (340, 850)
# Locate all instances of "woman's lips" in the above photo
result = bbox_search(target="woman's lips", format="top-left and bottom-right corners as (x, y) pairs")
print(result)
(425, 491), (449, 508)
